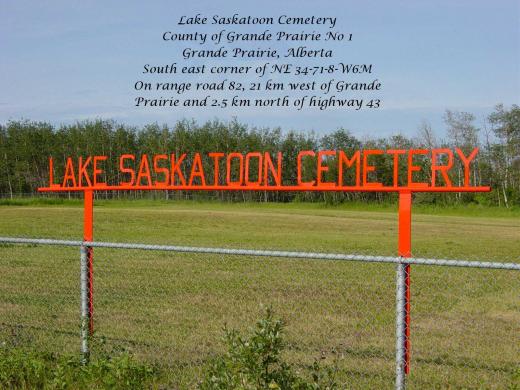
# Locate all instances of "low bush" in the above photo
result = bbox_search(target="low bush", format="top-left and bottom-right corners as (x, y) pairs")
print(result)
(0, 348), (155, 389)
(199, 308), (339, 390)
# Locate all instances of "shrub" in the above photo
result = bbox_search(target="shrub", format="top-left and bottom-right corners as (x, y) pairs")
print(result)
(0, 347), (155, 389)
(198, 308), (339, 390)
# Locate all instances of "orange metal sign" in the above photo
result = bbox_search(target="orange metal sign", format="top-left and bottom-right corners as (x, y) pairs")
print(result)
(38, 148), (489, 375)
(39, 148), (489, 193)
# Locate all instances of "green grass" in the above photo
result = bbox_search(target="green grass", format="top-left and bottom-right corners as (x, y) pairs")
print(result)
(2, 196), (520, 218)
(0, 200), (519, 388)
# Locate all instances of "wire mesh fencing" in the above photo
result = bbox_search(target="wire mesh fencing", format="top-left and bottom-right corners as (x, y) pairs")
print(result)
(0, 244), (78, 356)
(407, 265), (519, 388)
(0, 237), (518, 389)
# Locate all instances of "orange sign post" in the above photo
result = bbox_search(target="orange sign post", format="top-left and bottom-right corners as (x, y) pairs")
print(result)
(83, 190), (94, 335)
(398, 191), (412, 374)
(38, 148), (490, 373)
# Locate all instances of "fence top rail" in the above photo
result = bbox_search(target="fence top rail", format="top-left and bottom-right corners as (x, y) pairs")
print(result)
(0, 236), (519, 271)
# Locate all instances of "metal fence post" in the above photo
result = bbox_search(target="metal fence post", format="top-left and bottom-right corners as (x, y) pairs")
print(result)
(80, 245), (90, 364)
(396, 262), (407, 390)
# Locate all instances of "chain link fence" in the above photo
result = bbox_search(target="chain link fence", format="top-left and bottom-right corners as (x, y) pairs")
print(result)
(1, 202), (519, 388)
(0, 236), (518, 389)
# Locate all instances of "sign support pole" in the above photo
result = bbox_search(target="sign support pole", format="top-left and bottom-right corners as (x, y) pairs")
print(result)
(398, 191), (412, 378)
(395, 259), (406, 389)
(83, 189), (94, 335)
(80, 245), (90, 363)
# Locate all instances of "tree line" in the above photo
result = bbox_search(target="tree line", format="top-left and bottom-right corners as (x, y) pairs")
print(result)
(0, 104), (518, 206)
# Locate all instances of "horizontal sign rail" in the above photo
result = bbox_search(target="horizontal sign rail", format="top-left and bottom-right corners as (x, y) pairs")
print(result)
(1, 236), (518, 271)
(37, 184), (490, 192)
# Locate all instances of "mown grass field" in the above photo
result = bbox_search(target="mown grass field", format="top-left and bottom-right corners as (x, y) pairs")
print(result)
(0, 200), (519, 389)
